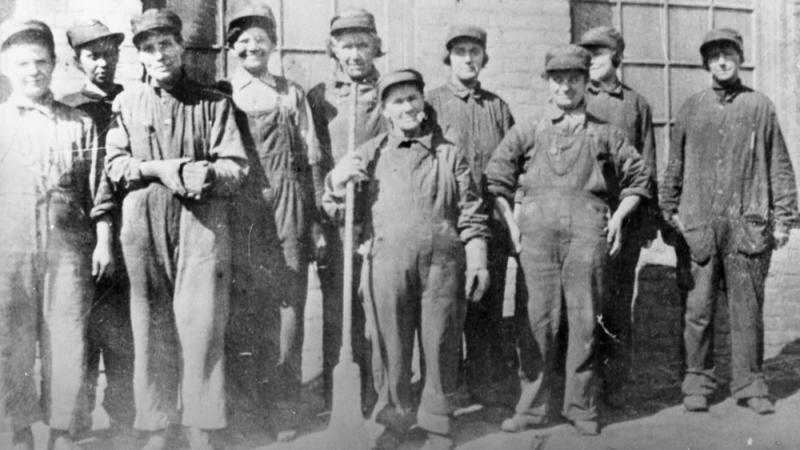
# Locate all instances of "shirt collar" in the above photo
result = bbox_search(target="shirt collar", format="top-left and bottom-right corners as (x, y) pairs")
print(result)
(81, 82), (123, 102)
(587, 80), (623, 97)
(231, 67), (278, 91)
(9, 90), (55, 119)
(331, 65), (380, 88)
(447, 78), (483, 100)
(146, 69), (189, 95)
(387, 129), (434, 150)
(711, 77), (744, 103)
(546, 101), (587, 126)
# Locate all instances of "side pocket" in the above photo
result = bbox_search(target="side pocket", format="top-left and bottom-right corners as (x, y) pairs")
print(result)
(732, 214), (773, 255)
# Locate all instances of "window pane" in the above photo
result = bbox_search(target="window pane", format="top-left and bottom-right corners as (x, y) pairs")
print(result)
(654, 124), (669, 182)
(622, 65), (667, 122)
(621, 4), (664, 61)
(668, 6), (708, 63)
(716, 0), (753, 7)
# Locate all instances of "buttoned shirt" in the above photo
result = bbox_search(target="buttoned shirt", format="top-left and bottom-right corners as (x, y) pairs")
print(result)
(104, 73), (248, 197)
(660, 78), (797, 252)
(485, 102), (652, 206)
(427, 80), (514, 187)
(323, 125), (489, 245)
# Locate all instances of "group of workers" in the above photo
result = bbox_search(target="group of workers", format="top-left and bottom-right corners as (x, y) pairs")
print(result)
(0, 2), (796, 450)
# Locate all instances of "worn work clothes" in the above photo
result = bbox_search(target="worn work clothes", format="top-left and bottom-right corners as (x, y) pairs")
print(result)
(427, 80), (515, 390)
(0, 94), (99, 432)
(485, 104), (652, 422)
(323, 128), (489, 435)
(105, 74), (248, 431)
(585, 80), (658, 394)
(660, 79), (798, 400)
(62, 82), (135, 430)
(307, 66), (385, 404)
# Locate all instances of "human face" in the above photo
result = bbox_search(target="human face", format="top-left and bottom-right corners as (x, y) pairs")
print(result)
(331, 31), (378, 79)
(137, 32), (184, 86)
(1, 43), (55, 100)
(76, 38), (120, 88)
(381, 83), (425, 136)
(587, 46), (617, 83)
(449, 39), (485, 84)
(705, 43), (741, 83)
(232, 26), (275, 76)
(547, 70), (587, 110)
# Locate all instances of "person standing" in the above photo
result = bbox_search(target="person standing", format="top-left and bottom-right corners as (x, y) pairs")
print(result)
(324, 69), (490, 450)
(577, 26), (657, 405)
(307, 7), (386, 409)
(61, 19), (135, 439)
(0, 19), (100, 450)
(427, 24), (515, 406)
(222, 3), (320, 441)
(660, 28), (797, 415)
(104, 9), (248, 449)
(486, 45), (652, 435)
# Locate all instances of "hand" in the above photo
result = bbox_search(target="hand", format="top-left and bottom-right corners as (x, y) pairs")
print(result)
(141, 158), (191, 196)
(606, 212), (624, 257)
(669, 213), (687, 234)
(465, 268), (490, 302)
(508, 219), (522, 255)
(774, 229), (790, 249)
(311, 222), (327, 262)
(91, 242), (115, 282)
(330, 153), (366, 190)
(181, 161), (215, 201)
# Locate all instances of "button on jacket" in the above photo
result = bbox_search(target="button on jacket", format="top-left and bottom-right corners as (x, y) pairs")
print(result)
(660, 79), (798, 262)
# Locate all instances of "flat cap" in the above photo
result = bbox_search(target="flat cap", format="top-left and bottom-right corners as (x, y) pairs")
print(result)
(544, 44), (591, 74)
(700, 27), (744, 59)
(330, 8), (376, 35)
(578, 26), (624, 54)
(445, 24), (487, 49)
(227, 2), (277, 46)
(67, 19), (124, 49)
(0, 19), (54, 51)
(131, 9), (182, 45)
(377, 69), (425, 101)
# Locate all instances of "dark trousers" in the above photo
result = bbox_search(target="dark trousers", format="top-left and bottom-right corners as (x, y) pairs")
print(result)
(681, 248), (770, 399)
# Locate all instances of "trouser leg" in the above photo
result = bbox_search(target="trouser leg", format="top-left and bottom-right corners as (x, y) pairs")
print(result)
(560, 229), (604, 422)
(121, 187), (181, 431)
(0, 251), (41, 431)
(682, 253), (719, 397)
(514, 234), (561, 420)
(724, 251), (770, 399)
(175, 199), (231, 430)
(417, 246), (464, 436)
(40, 231), (93, 432)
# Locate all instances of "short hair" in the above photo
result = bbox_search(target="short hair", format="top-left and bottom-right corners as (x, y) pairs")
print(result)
(443, 36), (489, 67)
(326, 30), (384, 59)
(700, 40), (742, 70)
(1, 30), (56, 60)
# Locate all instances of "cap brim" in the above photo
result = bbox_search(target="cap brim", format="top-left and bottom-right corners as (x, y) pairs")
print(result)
(77, 32), (125, 48)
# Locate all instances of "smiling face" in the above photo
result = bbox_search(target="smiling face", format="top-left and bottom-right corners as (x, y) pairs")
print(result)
(75, 38), (120, 88)
(1, 42), (55, 100)
(704, 42), (741, 84)
(547, 69), (588, 110)
(136, 31), (184, 86)
(381, 83), (425, 136)
(232, 26), (275, 76)
(586, 46), (617, 83)
(448, 38), (486, 84)
(330, 30), (378, 79)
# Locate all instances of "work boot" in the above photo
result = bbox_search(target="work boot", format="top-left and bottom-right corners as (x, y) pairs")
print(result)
(571, 419), (599, 436)
(683, 395), (708, 412)
(743, 397), (775, 415)
(47, 430), (77, 450)
(420, 432), (455, 450)
(11, 427), (34, 450)
(501, 413), (548, 433)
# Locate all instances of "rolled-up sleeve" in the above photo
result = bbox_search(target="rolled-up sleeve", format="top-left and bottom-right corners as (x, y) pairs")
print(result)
(484, 124), (530, 203)
(104, 99), (144, 192)
(609, 126), (653, 200)
(453, 147), (489, 243)
(207, 98), (249, 196)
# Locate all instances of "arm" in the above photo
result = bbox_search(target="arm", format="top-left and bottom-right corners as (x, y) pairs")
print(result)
(494, 196), (521, 254)
(608, 127), (651, 256)
(322, 140), (375, 223)
(484, 125), (529, 203)
(453, 147), (490, 301)
(203, 97), (249, 196)
(766, 106), (798, 246)
(659, 104), (688, 224)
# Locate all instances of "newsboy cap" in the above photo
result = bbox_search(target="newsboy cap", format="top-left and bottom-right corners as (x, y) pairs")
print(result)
(131, 9), (182, 46)
(0, 19), (54, 52)
(67, 19), (124, 50)
(699, 27), (744, 61)
(578, 26), (624, 54)
(330, 8), (377, 35)
(227, 2), (277, 46)
(445, 24), (487, 49)
(544, 44), (591, 74)
(377, 69), (425, 101)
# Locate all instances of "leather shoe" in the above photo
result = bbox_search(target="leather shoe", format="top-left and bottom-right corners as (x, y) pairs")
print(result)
(683, 395), (708, 412)
(501, 414), (548, 433)
(744, 397), (775, 415)
(571, 419), (599, 436)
